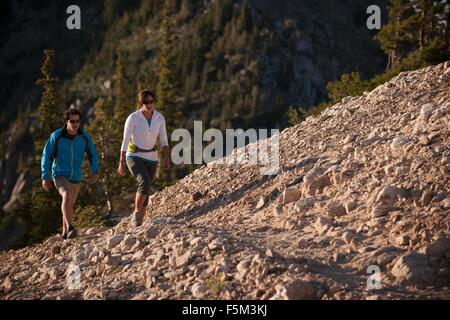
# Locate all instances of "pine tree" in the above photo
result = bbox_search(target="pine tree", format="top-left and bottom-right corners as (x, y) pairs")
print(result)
(35, 49), (62, 153)
(110, 52), (136, 199)
(13, 49), (63, 247)
(375, 0), (416, 70)
(412, 0), (447, 49)
(156, 0), (184, 182)
(157, 0), (182, 133)
(376, 0), (448, 70)
(113, 51), (132, 128)
(85, 98), (115, 214)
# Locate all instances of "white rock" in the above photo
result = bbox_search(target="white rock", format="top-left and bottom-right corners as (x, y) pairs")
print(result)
(418, 103), (436, 122)
(191, 282), (208, 298)
(390, 137), (411, 150)
(176, 252), (192, 268)
(256, 197), (265, 209)
(374, 185), (406, 206)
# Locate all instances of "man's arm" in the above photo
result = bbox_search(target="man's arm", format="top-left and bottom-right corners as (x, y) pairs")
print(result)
(85, 131), (99, 174)
(41, 134), (56, 191)
(41, 134), (56, 181)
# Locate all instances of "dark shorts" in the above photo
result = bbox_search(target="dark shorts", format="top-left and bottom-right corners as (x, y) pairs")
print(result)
(126, 157), (157, 195)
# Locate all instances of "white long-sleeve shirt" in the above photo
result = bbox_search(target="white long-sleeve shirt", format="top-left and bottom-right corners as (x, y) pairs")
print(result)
(120, 109), (169, 162)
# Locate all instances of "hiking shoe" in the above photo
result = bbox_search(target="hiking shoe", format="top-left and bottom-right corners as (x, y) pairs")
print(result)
(67, 225), (78, 239)
(132, 211), (143, 227)
(61, 231), (68, 240)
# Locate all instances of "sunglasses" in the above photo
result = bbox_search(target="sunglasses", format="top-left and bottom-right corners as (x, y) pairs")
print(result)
(143, 99), (154, 105)
(68, 120), (80, 124)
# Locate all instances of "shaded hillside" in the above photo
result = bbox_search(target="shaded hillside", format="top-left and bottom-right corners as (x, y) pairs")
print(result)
(0, 0), (388, 214)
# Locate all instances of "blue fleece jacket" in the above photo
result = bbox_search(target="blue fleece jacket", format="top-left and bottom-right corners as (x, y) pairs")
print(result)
(41, 127), (99, 182)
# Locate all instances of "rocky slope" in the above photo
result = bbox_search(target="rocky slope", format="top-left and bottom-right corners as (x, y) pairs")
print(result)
(1, 61), (449, 300)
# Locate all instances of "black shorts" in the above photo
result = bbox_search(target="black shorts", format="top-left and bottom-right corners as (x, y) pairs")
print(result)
(126, 157), (158, 195)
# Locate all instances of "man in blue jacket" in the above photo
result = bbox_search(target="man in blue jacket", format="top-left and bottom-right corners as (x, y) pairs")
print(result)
(41, 108), (99, 239)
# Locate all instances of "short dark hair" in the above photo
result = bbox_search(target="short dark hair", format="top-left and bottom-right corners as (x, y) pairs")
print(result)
(63, 108), (82, 124)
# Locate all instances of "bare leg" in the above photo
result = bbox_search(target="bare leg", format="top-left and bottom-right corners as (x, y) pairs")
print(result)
(61, 191), (71, 234)
(142, 194), (149, 218)
(67, 184), (80, 227)
(134, 192), (147, 214)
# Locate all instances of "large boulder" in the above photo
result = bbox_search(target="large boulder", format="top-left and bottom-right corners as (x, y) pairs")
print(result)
(391, 252), (436, 287)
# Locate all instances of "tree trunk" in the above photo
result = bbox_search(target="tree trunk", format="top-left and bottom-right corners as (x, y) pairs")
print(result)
(419, 9), (426, 49)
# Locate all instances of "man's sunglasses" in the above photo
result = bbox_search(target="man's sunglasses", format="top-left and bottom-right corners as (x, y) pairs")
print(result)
(68, 120), (80, 124)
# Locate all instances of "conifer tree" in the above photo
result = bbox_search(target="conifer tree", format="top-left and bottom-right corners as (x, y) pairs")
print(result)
(157, 0), (182, 133)
(412, 0), (447, 49)
(14, 49), (63, 247)
(35, 49), (62, 153)
(375, 0), (416, 70)
(110, 52), (136, 198)
(113, 51), (132, 129)
(85, 98), (117, 214)
(156, 0), (184, 182)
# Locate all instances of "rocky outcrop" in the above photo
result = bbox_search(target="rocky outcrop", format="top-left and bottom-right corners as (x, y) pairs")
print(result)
(0, 62), (449, 300)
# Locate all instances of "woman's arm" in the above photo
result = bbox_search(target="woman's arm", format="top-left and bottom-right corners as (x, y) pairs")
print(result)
(120, 115), (134, 153)
(159, 116), (171, 170)
(118, 115), (133, 176)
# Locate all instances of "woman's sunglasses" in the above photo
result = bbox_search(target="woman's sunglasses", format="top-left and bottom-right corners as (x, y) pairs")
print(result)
(68, 120), (80, 124)
(143, 97), (154, 105)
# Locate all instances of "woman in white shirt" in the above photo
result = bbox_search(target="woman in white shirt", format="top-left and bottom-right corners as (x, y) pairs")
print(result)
(117, 90), (170, 227)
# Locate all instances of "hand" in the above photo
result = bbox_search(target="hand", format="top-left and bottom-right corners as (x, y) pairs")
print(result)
(89, 172), (99, 184)
(42, 180), (52, 192)
(117, 162), (127, 177)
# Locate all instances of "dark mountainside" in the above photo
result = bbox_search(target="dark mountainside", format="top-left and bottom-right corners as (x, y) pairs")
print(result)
(0, 0), (388, 222)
